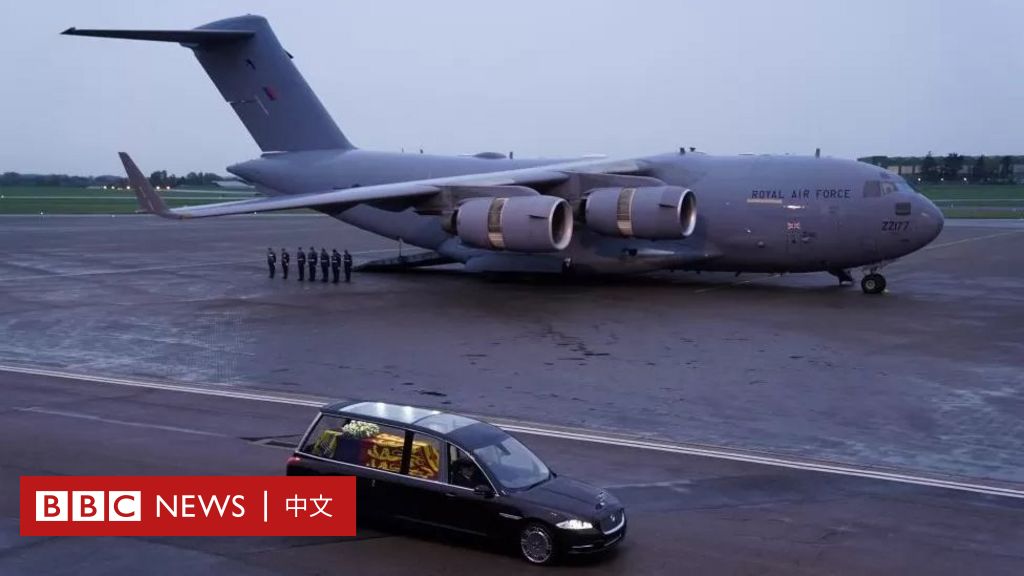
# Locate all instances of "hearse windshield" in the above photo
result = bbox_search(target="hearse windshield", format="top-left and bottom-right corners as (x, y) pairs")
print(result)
(454, 423), (550, 490)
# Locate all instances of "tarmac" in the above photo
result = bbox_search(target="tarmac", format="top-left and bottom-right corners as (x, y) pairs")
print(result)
(1, 215), (1023, 574)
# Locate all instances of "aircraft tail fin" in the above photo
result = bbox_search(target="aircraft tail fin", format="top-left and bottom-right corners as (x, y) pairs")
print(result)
(118, 152), (178, 219)
(65, 15), (353, 152)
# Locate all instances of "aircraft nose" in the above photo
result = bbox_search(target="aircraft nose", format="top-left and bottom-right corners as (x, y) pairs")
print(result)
(919, 197), (944, 244)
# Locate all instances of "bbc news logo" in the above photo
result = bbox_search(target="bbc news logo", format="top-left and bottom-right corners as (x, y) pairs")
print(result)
(36, 491), (142, 522)
(21, 477), (355, 536)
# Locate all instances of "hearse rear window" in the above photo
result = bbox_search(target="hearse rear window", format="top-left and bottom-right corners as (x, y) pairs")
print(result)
(302, 415), (407, 473)
(407, 432), (443, 481)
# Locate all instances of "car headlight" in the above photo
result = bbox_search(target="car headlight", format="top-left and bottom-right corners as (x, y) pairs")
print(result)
(556, 519), (593, 530)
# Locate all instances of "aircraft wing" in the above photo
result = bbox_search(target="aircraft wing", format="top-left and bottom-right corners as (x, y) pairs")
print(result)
(118, 152), (645, 219)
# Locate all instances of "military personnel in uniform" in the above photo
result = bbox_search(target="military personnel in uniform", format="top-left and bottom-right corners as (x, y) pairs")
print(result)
(331, 249), (341, 284)
(343, 249), (353, 283)
(296, 247), (306, 281)
(320, 248), (330, 283)
(266, 248), (277, 278)
(281, 248), (290, 280)
(307, 246), (317, 282)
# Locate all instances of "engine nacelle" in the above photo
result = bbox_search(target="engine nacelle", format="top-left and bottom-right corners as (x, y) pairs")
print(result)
(454, 196), (573, 252)
(583, 186), (697, 239)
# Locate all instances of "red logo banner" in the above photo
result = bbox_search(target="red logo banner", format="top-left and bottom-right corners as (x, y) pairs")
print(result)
(20, 476), (356, 536)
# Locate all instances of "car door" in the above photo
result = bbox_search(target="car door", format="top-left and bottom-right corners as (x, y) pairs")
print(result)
(387, 431), (452, 530)
(345, 420), (410, 520)
(439, 444), (511, 538)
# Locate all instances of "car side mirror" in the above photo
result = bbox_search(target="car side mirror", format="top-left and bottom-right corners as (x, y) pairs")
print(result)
(473, 485), (495, 498)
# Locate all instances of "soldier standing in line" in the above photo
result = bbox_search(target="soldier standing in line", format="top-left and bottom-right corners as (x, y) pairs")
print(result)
(320, 247), (330, 283)
(343, 249), (353, 283)
(281, 248), (290, 280)
(266, 248), (277, 279)
(307, 246), (318, 282)
(331, 249), (341, 284)
(296, 247), (306, 281)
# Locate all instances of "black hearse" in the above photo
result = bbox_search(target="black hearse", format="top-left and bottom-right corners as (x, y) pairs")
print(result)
(287, 401), (626, 564)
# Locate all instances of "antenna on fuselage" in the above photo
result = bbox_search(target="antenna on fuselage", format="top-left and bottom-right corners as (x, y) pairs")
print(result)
(815, 147), (821, 158)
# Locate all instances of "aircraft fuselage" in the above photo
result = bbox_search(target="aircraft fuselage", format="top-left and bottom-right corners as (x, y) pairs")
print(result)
(228, 149), (944, 275)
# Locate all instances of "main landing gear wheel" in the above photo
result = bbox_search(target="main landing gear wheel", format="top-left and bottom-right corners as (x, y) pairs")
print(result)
(520, 523), (556, 565)
(861, 273), (887, 294)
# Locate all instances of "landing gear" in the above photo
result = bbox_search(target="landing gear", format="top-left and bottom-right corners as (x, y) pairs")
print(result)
(861, 273), (886, 294)
(829, 269), (854, 285)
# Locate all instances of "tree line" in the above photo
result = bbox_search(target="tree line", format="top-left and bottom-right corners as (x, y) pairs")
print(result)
(860, 154), (1019, 184)
(0, 170), (225, 188)
(146, 170), (226, 187)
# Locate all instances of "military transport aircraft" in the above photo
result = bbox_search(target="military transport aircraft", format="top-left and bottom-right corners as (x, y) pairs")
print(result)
(64, 15), (944, 294)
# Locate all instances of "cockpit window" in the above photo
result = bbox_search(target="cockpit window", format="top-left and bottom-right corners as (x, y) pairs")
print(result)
(864, 180), (901, 197)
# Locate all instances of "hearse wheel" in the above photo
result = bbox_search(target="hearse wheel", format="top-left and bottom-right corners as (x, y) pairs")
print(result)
(520, 522), (557, 565)
(861, 273), (887, 295)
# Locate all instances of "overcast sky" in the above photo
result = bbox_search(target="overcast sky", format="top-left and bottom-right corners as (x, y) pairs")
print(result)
(2, 0), (1021, 175)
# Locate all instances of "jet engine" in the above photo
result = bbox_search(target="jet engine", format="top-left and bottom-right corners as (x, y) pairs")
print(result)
(453, 196), (573, 252)
(582, 186), (697, 239)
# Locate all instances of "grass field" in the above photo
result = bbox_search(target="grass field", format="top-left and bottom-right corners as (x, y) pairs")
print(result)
(3, 184), (1024, 217)
(0, 186), (260, 215)
(936, 208), (1024, 219)
(915, 184), (1024, 218)
(916, 184), (1024, 200)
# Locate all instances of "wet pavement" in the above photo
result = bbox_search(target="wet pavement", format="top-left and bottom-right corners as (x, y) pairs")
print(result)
(1, 369), (1021, 576)
(1, 215), (1023, 485)
(2, 215), (1024, 574)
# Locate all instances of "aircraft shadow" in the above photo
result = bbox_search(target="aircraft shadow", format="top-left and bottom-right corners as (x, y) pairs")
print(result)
(359, 266), (866, 296)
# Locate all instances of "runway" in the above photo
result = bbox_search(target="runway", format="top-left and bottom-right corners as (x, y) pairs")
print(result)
(1, 369), (1022, 575)
(1, 215), (1023, 574)
(3, 362), (1021, 500)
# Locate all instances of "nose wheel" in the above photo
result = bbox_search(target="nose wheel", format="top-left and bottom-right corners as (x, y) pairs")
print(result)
(861, 273), (886, 294)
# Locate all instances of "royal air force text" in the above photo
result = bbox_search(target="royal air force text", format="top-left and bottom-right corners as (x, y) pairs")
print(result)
(750, 189), (852, 200)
